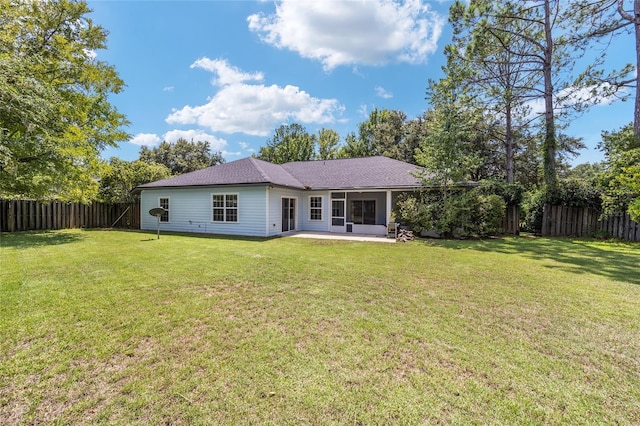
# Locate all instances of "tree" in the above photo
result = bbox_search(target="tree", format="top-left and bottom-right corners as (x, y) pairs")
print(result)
(617, 0), (640, 143)
(418, 59), (484, 188)
(447, 0), (630, 189)
(99, 158), (171, 203)
(598, 123), (640, 218)
(139, 139), (225, 175)
(338, 132), (369, 159)
(0, 0), (129, 202)
(348, 108), (423, 163)
(316, 128), (340, 160)
(402, 114), (430, 166)
(574, 0), (638, 143)
(448, 1), (541, 184)
(256, 123), (316, 164)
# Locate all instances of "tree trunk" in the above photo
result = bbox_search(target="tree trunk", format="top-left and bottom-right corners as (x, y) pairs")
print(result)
(543, 0), (558, 188)
(634, 0), (640, 143)
(506, 101), (514, 184)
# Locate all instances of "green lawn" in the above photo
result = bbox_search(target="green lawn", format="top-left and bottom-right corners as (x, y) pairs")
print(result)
(1, 229), (639, 424)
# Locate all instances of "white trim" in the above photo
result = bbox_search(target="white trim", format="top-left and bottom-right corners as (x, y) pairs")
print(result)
(280, 195), (298, 232)
(265, 186), (270, 236)
(158, 196), (170, 223)
(211, 192), (240, 223)
(308, 195), (323, 221)
(386, 190), (392, 226)
(330, 197), (346, 233)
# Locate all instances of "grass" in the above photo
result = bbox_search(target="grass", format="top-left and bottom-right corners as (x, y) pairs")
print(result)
(1, 229), (639, 424)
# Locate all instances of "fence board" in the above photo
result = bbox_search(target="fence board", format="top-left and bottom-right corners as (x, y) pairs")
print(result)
(542, 204), (639, 241)
(1, 200), (141, 232)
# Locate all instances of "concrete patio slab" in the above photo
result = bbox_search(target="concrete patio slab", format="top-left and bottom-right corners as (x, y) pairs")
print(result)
(287, 231), (396, 243)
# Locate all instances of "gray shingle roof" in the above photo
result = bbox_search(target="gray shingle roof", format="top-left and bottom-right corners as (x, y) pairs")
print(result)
(282, 156), (423, 189)
(137, 157), (305, 189)
(137, 156), (424, 190)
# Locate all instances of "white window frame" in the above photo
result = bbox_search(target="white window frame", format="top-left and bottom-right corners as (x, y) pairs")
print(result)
(309, 195), (323, 221)
(158, 197), (170, 223)
(212, 193), (239, 223)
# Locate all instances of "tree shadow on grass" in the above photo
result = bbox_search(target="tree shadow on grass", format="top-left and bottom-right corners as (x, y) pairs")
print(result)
(131, 229), (271, 243)
(417, 236), (640, 286)
(0, 230), (86, 249)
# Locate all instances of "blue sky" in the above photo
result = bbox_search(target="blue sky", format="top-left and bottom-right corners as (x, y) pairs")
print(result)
(90, 0), (635, 166)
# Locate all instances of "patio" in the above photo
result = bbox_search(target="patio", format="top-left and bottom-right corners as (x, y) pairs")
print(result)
(287, 231), (396, 243)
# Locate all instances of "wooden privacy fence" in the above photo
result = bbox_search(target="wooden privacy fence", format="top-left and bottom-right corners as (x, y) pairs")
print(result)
(541, 204), (640, 241)
(502, 204), (520, 235)
(0, 199), (140, 232)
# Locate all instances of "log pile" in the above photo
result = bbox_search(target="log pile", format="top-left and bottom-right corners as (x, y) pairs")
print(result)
(396, 228), (414, 242)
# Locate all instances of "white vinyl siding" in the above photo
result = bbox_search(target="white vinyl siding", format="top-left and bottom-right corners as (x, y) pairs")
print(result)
(266, 187), (309, 236)
(297, 191), (330, 233)
(141, 186), (267, 236)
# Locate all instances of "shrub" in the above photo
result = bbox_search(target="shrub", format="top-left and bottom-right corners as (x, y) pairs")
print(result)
(521, 179), (603, 233)
(395, 187), (506, 238)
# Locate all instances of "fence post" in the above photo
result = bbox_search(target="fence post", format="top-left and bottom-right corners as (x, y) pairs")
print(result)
(8, 201), (15, 232)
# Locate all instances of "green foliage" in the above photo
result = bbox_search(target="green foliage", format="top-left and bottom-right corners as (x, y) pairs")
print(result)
(448, 0), (541, 184)
(99, 158), (171, 203)
(337, 132), (367, 158)
(521, 189), (548, 233)
(138, 139), (225, 175)
(0, 0), (129, 201)
(332, 110), (424, 164)
(354, 108), (417, 163)
(474, 180), (524, 205)
(396, 186), (506, 238)
(316, 128), (340, 160)
(417, 74), (482, 187)
(597, 123), (640, 218)
(521, 179), (603, 233)
(257, 123), (316, 164)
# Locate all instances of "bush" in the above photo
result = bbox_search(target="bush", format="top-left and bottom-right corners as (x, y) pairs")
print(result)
(395, 187), (506, 238)
(521, 179), (603, 233)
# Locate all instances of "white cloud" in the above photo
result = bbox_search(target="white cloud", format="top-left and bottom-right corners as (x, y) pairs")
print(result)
(129, 133), (161, 147)
(162, 129), (228, 151)
(166, 58), (344, 136)
(163, 86), (174, 92)
(247, 0), (445, 70)
(375, 86), (393, 99)
(238, 142), (256, 153)
(191, 58), (264, 86)
(358, 104), (368, 117)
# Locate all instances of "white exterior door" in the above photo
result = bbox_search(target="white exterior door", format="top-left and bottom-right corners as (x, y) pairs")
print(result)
(331, 199), (346, 233)
(282, 197), (296, 232)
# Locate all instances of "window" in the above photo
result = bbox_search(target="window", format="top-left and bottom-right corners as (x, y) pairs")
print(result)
(350, 200), (375, 225)
(159, 197), (169, 222)
(212, 194), (238, 222)
(309, 196), (322, 221)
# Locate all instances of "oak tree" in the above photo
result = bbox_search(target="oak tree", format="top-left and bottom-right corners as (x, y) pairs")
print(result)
(0, 0), (129, 201)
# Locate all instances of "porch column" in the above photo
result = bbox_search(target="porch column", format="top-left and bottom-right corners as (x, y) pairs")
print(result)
(386, 190), (392, 225)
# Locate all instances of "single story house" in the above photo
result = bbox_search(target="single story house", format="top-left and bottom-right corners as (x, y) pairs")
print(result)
(136, 156), (425, 237)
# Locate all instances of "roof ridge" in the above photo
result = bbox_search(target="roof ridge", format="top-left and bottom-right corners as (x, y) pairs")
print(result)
(247, 157), (271, 182)
(249, 157), (306, 188)
(283, 155), (392, 166)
